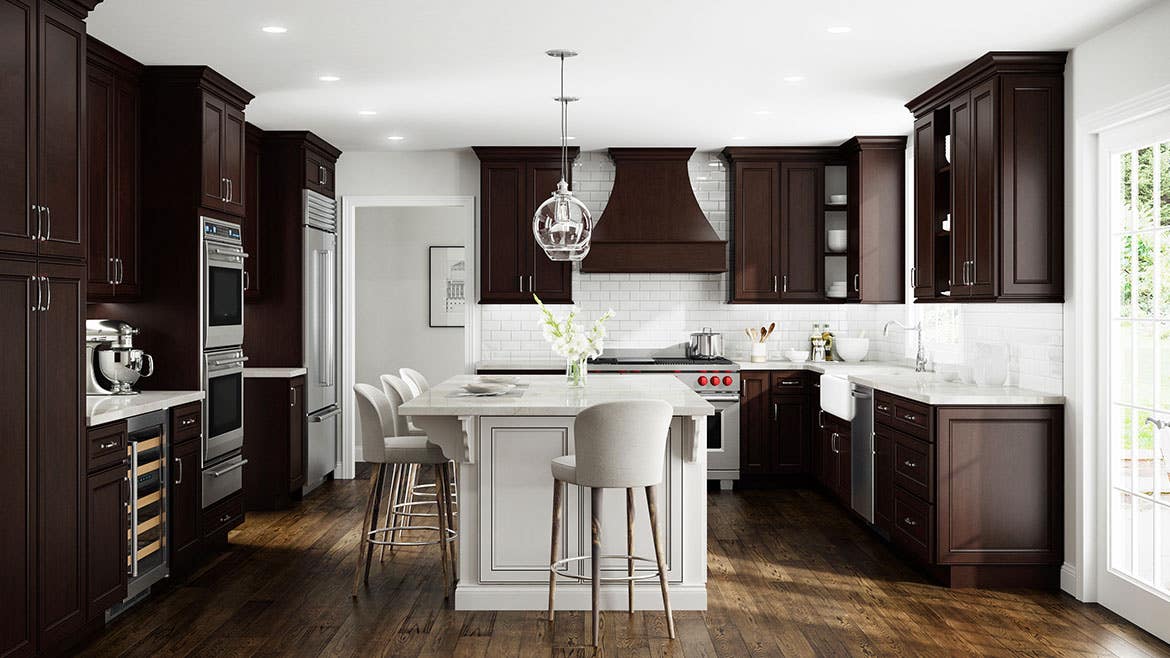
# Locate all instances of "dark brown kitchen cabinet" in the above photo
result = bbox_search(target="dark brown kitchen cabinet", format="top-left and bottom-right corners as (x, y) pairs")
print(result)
(843, 137), (907, 303)
(473, 146), (577, 304)
(778, 162), (824, 300)
(873, 429), (894, 535)
(243, 375), (306, 510)
(739, 372), (771, 475)
(0, 0), (89, 262)
(143, 66), (253, 220)
(729, 161), (779, 301)
(304, 148), (335, 197)
(86, 37), (141, 300)
(169, 425), (202, 574)
(817, 414), (851, 504)
(243, 122), (263, 299)
(907, 52), (1065, 302)
(85, 460), (127, 621)
(741, 371), (811, 479)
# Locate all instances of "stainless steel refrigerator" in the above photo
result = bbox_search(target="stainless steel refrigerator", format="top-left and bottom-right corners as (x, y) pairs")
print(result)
(303, 189), (340, 492)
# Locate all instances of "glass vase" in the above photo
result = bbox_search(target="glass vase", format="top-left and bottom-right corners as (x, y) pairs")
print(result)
(565, 356), (587, 388)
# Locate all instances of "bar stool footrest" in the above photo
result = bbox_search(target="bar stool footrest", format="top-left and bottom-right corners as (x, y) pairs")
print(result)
(550, 554), (662, 583)
(366, 525), (457, 547)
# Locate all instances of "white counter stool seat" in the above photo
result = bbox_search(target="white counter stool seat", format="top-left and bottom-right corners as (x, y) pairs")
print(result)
(352, 384), (457, 599)
(547, 400), (676, 647)
(400, 367), (431, 397)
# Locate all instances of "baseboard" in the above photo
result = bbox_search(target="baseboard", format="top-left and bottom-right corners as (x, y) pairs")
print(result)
(1060, 561), (1079, 598)
(453, 583), (707, 611)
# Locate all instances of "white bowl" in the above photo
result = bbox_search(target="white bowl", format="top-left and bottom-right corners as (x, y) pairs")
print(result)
(829, 194), (847, 205)
(785, 349), (810, 362)
(826, 229), (847, 252)
(462, 382), (513, 394)
(834, 337), (869, 362)
(478, 374), (520, 385)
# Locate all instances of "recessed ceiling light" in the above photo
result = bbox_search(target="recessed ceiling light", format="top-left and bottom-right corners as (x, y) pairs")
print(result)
(386, 135), (405, 141)
(783, 75), (805, 83)
(826, 26), (852, 33)
(261, 25), (287, 34)
(318, 75), (341, 82)
(357, 110), (377, 116)
(753, 109), (772, 116)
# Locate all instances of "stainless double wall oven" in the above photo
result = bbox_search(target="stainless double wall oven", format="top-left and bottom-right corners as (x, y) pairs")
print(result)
(201, 217), (248, 508)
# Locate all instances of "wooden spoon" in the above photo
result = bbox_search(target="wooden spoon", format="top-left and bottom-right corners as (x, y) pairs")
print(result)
(760, 326), (767, 343)
(767, 322), (776, 340)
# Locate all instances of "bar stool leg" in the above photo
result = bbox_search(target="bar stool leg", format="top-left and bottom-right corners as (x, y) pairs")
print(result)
(363, 464), (387, 586)
(434, 465), (452, 601)
(380, 464), (403, 563)
(645, 484), (675, 639)
(440, 463), (458, 587)
(352, 464), (382, 598)
(591, 487), (602, 648)
(626, 487), (635, 613)
(547, 478), (562, 622)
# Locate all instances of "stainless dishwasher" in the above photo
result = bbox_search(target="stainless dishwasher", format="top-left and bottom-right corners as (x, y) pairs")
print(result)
(850, 384), (874, 523)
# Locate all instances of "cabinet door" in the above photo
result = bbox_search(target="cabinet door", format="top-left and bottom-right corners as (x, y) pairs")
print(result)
(0, 0), (37, 257)
(778, 162), (824, 300)
(818, 423), (835, 488)
(873, 428), (894, 534)
(833, 424), (852, 504)
(479, 161), (526, 302)
(85, 463), (127, 620)
(289, 377), (305, 492)
(967, 79), (997, 298)
(112, 74), (140, 297)
(739, 372), (770, 475)
(772, 394), (808, 474)
(200, 93), (225, 211)
(243, 124), (262, 299)
(221, 104), (245, 217)
(36, 1), (86, 261)
(85, 62), (114, 296)
(949, 92), (972, 296)
(304, 150), (334, 197)
(526, 161), (572, 303)
(911, 114), (936, 299)
(731, 161), (780, 301)
(0, 257), (36, 657)
(170, 438), (201, 572)
(36, 260), (85, 648)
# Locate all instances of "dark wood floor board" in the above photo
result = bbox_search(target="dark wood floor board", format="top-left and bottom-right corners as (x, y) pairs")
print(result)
(75, 473), (1169, 657)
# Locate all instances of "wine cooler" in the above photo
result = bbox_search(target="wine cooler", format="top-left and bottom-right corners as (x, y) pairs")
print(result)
(126, 410), (170, 599)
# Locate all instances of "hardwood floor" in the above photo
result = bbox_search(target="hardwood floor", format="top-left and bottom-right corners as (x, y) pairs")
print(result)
(77, 468), (1169, 657)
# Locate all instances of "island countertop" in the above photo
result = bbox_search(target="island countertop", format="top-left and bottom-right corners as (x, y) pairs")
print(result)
(400, 374), (714, 417)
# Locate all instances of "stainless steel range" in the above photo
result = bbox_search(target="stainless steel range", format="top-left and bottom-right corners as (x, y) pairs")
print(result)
(588, 349), (741, 488)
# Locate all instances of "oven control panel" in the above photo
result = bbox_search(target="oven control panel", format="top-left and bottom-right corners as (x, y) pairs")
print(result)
(674, 371), (740, 395)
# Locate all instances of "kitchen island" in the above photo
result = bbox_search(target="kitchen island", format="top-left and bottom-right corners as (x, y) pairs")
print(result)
(399, 374), (714, 611)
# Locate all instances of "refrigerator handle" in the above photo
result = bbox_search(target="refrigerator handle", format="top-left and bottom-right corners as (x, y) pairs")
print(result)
(316, 248), (336, 387)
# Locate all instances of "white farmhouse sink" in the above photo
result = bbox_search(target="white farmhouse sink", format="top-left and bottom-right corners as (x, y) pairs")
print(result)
(820, 374), (854, 422)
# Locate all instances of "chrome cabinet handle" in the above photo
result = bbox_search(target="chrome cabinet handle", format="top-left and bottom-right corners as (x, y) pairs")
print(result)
(903, 517), (917, 527)
(318, 165), (326, 185)
(877, 404), (890, 413)
(781, 380), (800, 386)
(117, 257), (124, 285)
(221, 178), (228, 202)
(174, 457), (183, 485)
(108, 257), (114, 284)
(831, 432), (840, 454)
(818, 410), (824, 429)
(32, 205), (42, 240)
(218, 513), (232, 524)
(772, 275), (778, 293)
(30, 276), (38, 312)
(528, 275), (533, 293)
(243, 270), (250, 291)
(853, 273), (860, 292)
(782, 274), (788, 293)
(903, 459), (918, 468)
(910, 266), (916, 288)
(40, 276), (49, 312)
(181, 417), (197, 427)
(771, 402), (778, 422)
(98, 439), (119, 450)
(518, 275), (524, 292)
(229, 178), (233, 202)
(290, 386), (297, 407)
(902, 413), (917, 422)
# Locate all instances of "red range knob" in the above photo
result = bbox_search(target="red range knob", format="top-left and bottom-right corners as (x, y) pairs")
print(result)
(709, 379), (721, 387)
(722, 376), (734, 386)
(697, 376), (708, 386)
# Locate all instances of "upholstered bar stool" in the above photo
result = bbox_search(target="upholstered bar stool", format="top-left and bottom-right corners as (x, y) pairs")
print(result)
(379, 374), (458, 561)
(547, 400), (676, 647)
(351, 384), (457, 599)
(399, 367), (431, 397)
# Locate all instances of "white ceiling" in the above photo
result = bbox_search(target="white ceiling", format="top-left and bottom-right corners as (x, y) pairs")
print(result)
(88, 0), (1154, 152)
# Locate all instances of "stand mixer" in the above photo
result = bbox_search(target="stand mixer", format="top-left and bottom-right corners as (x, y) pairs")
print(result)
(86, 320), (155, 395)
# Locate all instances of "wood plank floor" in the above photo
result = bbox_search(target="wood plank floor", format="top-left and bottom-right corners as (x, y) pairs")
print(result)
(78, 467), (1170, 657)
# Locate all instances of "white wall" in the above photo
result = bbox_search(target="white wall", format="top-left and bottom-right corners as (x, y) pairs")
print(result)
(354, 206), (469, 388)
(336, 150), (479, 198)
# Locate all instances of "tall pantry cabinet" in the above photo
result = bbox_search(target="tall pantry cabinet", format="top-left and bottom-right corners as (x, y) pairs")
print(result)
(0, 0), (98, 655)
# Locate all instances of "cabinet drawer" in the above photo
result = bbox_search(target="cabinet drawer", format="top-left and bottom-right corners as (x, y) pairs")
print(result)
(874, 393), (894, 422)
(771, 371), (808, 395)
(891, 396), (932, 439)
(304, 152), (335, 195)
(87, 421), (128, 473)
(892, 487), (933, 563)
(202, 491), (245, 538)
(171, 402), (202, 444)
(893, 433), (933, 502)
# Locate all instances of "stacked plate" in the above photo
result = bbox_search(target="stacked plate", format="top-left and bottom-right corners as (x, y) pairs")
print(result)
(826, 281), (847, 299)
(459, 375), (520, 396)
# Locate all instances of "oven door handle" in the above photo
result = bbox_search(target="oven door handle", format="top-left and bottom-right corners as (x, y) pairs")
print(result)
(212, 356), (250, 367)
(309, 407), (342, 422)
(207, 459), (249, 477)
(702, 394), (741, 403)
(210, 248), (250, 258)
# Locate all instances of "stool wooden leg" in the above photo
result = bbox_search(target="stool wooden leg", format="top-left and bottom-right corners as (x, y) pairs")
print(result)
(363, 464), (387, 586)
(645, 484), (675, 639)
(626, 487), (635, 614)
(352, 464), (381, 598)
(380, 464), (402, 563)
(591, 487), (602, 648)
(547, 478), (562, 622)
(434, 465), (451, 601)
(440, 463), (458, 587)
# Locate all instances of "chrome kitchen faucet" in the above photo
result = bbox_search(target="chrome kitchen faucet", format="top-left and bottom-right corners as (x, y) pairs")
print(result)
(884, 320), (928, 373)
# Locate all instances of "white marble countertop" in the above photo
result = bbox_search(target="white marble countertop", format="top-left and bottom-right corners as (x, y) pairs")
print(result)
(244, 367), (308, 378)
(476, 360), (563, 371)
(401, 374), (714, 417)
(87, 390), (204, 427)
(736, 359), (1064, 406)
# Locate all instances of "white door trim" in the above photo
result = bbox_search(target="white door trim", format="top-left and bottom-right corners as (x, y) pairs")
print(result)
(337, 194), (479, 473)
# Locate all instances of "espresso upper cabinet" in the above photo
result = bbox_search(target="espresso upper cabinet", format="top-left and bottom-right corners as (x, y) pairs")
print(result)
(198, 93), (246, 216)
(243, 122), (262, 299)
(907, 52), (1065, 302)
(473, 146), (577, 304)
(778, 161), (824, 301)
(729, 161), (779, 301)
(843, 137), (906, 303)
(86, 37), (141, 300)
(0, 0), (89, 261)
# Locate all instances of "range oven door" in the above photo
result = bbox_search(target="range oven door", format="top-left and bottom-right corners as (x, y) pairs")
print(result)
(203, 231), (246, 350)
(705, 395), (740, 487)
(203, 347), (246, 466)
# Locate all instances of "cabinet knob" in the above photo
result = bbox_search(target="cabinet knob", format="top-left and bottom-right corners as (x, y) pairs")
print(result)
(903, 517), (917, 527)
(98, 439), (119, 450)
(903, 459), (917, 469)
(877, 404), (889, 412)
(902, 413), (917, 422)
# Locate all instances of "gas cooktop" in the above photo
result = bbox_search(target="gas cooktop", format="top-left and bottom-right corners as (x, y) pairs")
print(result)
(587, 355), (739, 371)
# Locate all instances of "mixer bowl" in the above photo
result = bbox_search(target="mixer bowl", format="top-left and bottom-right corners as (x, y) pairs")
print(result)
(98, 348), (153, 386)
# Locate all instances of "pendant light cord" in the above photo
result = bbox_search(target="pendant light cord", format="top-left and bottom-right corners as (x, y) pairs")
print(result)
(560, 54), (567, 184)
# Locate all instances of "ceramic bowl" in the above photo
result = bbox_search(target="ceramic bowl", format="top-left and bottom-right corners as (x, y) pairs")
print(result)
(834, 337), (869, 362)
(785, 349), (810, 362)
(826, 229), (848, 252)
(829, 194), (847, 205)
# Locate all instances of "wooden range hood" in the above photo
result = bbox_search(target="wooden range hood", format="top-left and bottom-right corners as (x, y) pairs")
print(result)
(581, 148), (727, 273)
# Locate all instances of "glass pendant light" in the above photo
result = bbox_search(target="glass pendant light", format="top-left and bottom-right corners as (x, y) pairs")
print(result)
(533, 50), (593, 262)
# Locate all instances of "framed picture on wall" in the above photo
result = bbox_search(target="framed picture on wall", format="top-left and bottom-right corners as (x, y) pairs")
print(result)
(429, 246), (466, 328)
